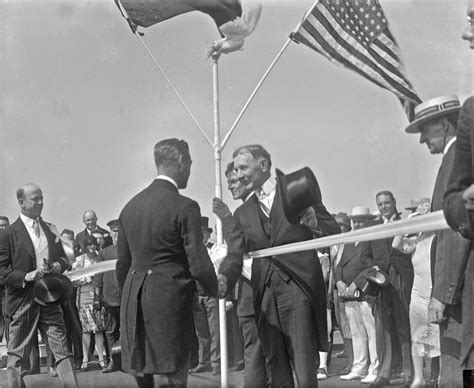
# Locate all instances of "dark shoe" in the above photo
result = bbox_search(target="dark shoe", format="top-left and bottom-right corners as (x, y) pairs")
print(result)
(212, 366), (221, 376)
(369, 376), (390, 387)
(48, 366), (58, 377)
(25, 366), (41, 375)
(81, 362), (88, 372)
(103, 360), (118, 374)
(98, 360), (107, 372)
(188, 364), (211, 373)
(336, 349), (348, 358)
(228, 362), (244, 372)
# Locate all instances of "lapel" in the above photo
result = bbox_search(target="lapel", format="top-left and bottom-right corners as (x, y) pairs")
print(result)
(245, 196), (271, 244)
(12, 218), (35, 263)
(40, 218), (56, 252)
(269, 182), (284, 245)
(340, 243), (358, 267)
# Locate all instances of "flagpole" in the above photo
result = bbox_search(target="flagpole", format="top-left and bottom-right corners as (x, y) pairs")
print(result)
(220, 0), (320, 150)
(212, 52), (228, 388)
(135, 35), (213, 148)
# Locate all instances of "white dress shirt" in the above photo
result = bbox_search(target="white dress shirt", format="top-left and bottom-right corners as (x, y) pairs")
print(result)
(156, 175), (179, 190)
(254, 175), (276, 217)
(20, 213), (49, 269)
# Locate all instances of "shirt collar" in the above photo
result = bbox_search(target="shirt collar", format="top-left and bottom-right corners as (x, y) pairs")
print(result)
(382, 213), (397, 223)
(255, 175), (276, 198)
(443, 137), (456, 155)
(156, 175), (179, 190)
(20, 213), (38, 228)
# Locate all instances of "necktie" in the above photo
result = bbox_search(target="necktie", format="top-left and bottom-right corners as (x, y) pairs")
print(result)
(33, 219), (40, 238)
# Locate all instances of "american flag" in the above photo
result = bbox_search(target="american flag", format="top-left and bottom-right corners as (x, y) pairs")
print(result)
(291, 0), (421, 120)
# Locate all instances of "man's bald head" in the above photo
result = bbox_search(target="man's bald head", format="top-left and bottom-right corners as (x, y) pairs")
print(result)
(17, 183), (43, 219)
(82, 210), (98, 231)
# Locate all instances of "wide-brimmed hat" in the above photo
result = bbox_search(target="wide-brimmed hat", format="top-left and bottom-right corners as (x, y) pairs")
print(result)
(334, 212), (351, 230)
(405, 95), (461, 134)
(201, 217), (213, 233)
(275, 167), (322, 224)
(33, 273), (73, 306)
(348, 207), (376, 220)
(405, 197), (430, 211)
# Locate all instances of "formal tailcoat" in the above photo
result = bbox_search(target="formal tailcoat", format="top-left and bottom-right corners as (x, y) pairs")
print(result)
(334, 242), (373, 293)
(116, 179), (218, 375)
(443, 96), (474, 365)
(0, 218), (69, 319)
(219, 183), (340, 351)
(96, 244), (120, 307)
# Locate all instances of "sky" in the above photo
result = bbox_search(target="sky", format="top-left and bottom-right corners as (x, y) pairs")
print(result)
(1, 0), (473, 237)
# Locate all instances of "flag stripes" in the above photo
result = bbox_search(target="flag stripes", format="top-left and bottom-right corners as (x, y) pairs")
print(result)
(291, 0), (421, 118)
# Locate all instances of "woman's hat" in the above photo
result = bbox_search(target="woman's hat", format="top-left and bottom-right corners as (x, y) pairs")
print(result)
(348, 207), (376, 220)
(275, 167), (322, 224)
(334, 212), (351, 230)
(33, 273), (73, 306)
(405, 95), (461, 134)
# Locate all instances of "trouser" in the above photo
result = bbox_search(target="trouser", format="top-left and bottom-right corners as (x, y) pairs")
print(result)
(192, 294), (220, 367)
(439, 304), (463, 388)
(258, 270), (319, 388)
(104, 306), (120, 357)
(7, 294), (77, 388)
(344, 300), (379, 376)
(239, 315), (268, 388)
(134, 368), (188, 388)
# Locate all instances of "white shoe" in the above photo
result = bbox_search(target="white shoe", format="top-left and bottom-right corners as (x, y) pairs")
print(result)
(340, 372), (366, 381)
(361, 374), (377, 384)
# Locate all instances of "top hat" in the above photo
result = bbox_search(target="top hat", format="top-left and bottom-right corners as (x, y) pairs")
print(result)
(334, 212), (351, 230)
(405, 197), (430, 211)
(275, 167), (322, 224)
(33, 273), (73, 306)
(348, 207), (377, 220)
(201, 217), (213, 233)
(405, 95), (461, 133)
(359, 266), (389, 297)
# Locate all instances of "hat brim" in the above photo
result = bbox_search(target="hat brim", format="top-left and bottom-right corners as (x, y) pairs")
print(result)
(405, 107), (460, 134)
(405, 206), (417, 211)
(33, 273), (73, 306)
(348, 214), (376, 220)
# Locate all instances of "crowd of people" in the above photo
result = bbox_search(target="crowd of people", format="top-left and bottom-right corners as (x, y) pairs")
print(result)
(0, 5), (472, 388)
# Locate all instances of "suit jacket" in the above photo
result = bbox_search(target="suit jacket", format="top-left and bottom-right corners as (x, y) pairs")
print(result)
(443, 96), (474, 364)
(75, 225), (112, 252)
(0, 217), (70, 318)
(334, 242), (372, 292)
(431, 139), (470, 306)
(219, 181), (340, 351)
(95, 244), (120, 307)
(116, 179), (218, 374)
(221, 213), (254, 317)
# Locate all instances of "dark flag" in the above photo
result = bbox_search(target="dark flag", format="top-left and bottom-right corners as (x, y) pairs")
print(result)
(291, 0), (421, 120)
(116, 0), (242, 35)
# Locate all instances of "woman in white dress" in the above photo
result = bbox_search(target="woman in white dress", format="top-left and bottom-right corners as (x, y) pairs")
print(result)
(392, 202), (440, 387)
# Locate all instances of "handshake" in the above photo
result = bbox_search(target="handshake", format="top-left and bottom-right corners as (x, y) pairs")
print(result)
(24, 258), (61, 282)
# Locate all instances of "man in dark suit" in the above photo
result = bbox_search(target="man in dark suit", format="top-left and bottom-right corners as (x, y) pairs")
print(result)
(405, 95), (468, 386)
(213, 162), (268, 388)
(0, 183), (78, 388)
(335, 207), (378, 384)
(116, 138), (218, 387)
(363, 191), (413, 387)
(75, 210), (112, 253)
(218, 144), (340, 388)
(96, 219), (121, 373)
(443, 96), (474, 372)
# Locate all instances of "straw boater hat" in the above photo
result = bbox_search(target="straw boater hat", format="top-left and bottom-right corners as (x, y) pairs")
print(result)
(405, 197), (430, 211)
(405, 95), (461, 134)
(348, 207), (377, 220)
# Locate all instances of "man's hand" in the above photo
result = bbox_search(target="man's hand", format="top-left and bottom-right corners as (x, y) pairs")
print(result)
(24, 268), (46, 282)
(43, 259), (61, 274)
(300, 207), (320, 234)
(336, 281), (347, 297)
(212, 198), (231, 220)
(225, 301), (233, 311)
(428, 297), (447, 324)
(347, 282), (358, 296)
(462, 184), (474, 210)
(217, 274), (228, 299)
